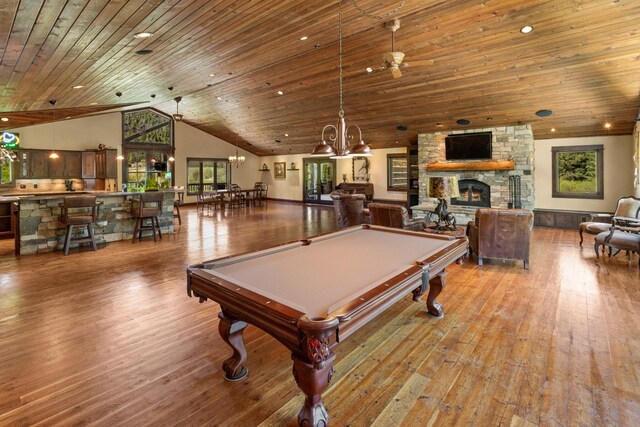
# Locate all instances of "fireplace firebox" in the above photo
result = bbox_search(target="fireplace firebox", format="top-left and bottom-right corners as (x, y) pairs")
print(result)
(452, 179), (491, 207)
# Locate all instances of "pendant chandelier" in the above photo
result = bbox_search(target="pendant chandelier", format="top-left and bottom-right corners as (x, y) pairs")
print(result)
(49, 100), (59, 159)
(172, 96), (183, 121)
(229, 138), (245, 167)
(310, 0), (372, 159)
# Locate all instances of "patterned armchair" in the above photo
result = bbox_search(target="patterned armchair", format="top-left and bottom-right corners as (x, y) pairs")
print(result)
(578, 196), (640, 246)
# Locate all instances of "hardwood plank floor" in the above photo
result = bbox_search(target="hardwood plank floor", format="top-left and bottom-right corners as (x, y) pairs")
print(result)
(0, 202), (639, 426)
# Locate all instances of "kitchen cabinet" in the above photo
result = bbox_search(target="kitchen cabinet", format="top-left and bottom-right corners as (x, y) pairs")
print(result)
(96, 149), (117, 179)
(0, 200), (14, 239)
(49, 151), (83, 178)
(14, 150), (50, 179)
(82, 151), (96, 178)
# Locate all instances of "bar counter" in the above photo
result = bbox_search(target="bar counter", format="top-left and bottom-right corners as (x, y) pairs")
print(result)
(12, 191), (175, 255)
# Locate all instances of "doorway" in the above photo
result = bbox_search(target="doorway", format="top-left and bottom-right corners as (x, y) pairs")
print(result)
(303, 158), (336, 204)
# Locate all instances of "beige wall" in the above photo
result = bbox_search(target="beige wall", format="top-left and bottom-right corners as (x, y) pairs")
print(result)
(173, 122), (260, 203)
(534, 135), (635, 211)
(635, 122), (640, 198)
(260, 147), (407, 202)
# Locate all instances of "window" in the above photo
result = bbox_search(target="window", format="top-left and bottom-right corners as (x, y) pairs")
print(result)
(552, 145), (604, 199)
(122, 108), (174, 191)
(187, 158), (230, 194)
(387, 153), (408, 191)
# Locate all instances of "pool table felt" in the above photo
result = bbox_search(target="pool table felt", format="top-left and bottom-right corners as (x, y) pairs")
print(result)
(197, 227), (455, 318)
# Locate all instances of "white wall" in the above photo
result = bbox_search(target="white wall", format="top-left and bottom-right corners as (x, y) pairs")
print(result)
(534, 135), (635, 211)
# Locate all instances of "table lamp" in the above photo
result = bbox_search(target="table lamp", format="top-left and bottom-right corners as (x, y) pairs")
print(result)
(428, 176), (460, 230)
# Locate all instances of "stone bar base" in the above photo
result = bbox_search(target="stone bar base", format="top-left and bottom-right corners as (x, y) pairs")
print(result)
(18, 192), (175, 255)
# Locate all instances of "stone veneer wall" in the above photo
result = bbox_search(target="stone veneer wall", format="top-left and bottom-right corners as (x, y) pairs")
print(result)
(417, 125), (535, 224)
(19, 192), (174, 254)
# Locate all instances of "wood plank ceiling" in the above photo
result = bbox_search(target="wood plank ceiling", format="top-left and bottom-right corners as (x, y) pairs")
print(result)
(0, 0), (639, 155)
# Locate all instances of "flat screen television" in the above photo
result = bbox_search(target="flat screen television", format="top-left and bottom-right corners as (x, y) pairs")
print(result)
(445, 132), (492, 160)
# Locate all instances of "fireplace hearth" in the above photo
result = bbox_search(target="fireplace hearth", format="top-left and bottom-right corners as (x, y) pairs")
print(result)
(452, 179), (491, 207)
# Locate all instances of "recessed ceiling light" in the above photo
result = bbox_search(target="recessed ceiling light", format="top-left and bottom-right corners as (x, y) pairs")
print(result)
(299, 36), (308, 41)
(486, 117), (493, 121)
(520, 25), (533, 34)
(436, 123), (443, 127)
(396, 125), (408, 131)
(456, 119), (470, 125)
(72, 85), (84, 89)
(135, 49), (153, 55)
(277, 90), (284, 95)
(366, 67), (373, 73)
(551, 128), (556, 132)
(535, 109), (553, 117)
(134, 32), (153, 38)
(0, 117), (8, 122)
(89, 102), (98, 105)
(216, 96), (222, 100)
(209, 73), (215, 77)
(604, 122), (612, 129)
(284, 133), (289, 137)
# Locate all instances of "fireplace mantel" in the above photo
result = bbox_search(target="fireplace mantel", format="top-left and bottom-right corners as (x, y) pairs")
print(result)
(425, 159), (515, 172)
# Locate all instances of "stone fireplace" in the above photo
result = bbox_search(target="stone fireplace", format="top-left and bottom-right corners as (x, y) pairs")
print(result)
(414, 125), (535, 224)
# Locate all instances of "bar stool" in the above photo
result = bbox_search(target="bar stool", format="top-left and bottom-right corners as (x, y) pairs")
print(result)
(173, 186), (184, 225)
(59, 195), (101, 256)
(131, 192), (164, 242)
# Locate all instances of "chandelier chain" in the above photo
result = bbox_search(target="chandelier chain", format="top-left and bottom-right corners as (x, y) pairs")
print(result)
(338, 0), (343, 117)
(350, 0), (406, 20)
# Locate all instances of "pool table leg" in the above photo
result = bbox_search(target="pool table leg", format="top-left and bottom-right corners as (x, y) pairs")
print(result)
(426, 272), (446, 318)
(218, 311), (249, 381)
(292, 353), (335, 427)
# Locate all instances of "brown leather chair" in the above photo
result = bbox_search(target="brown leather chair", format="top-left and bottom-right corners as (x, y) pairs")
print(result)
(59, 195), (101, 256)
(330, 190), (371, 228)
(368, 203), (428, 231)
(131, 192), (164, 242)
(467, 208), (533, 269)
(578, 196), (640, 246)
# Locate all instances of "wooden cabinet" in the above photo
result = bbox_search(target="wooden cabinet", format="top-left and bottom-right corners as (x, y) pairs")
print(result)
(0, 201), (14, 239)
(407, 144), (419, 208)
(96, 149), (117, 178)
(14, 150), (50, 179)
(336, 182), (374, 201)
(82, 151), (96, 178)
(533, 209), (605, 229)
(49, 151), (83, 178)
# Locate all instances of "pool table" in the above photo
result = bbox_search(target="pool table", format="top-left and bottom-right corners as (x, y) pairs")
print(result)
(187, 224), (468, 426)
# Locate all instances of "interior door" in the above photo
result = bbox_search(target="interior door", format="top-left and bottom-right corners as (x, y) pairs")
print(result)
(303, 158), (336, 204)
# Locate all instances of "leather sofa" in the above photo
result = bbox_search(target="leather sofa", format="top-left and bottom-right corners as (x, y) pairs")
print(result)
(467, 208), (534, 269)
(367, 203), (428, 231)
(330, 190), (370, 228)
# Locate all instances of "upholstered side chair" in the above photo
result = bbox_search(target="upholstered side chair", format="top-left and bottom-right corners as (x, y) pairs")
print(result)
(330, 190), (370, 228)
(367, 203), (428, 231)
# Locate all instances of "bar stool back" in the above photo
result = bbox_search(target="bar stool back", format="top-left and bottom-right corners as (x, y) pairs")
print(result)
(131, 192), (164, 242)
(60, 195), (100, 256)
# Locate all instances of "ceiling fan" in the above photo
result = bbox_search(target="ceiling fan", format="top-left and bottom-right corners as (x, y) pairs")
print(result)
(370, 19), (434, 78)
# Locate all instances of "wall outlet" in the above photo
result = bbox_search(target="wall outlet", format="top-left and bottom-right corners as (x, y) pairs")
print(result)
(20, 184), (26, 189)
(33, 184), (38, 189)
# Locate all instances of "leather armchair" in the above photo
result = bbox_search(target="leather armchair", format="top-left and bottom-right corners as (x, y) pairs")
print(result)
(367, 203), (428, 231)
(578, 196), (640, 246)
(467, 208), (533, 269)
(330, 190), (371, 228)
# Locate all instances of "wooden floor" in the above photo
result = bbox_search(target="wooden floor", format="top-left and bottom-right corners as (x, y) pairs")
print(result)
(1, 202), (639, 426)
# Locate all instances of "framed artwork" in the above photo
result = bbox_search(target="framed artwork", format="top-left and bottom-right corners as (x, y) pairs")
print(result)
(352, 156), (370, 181)
(274, 161), (286, 178)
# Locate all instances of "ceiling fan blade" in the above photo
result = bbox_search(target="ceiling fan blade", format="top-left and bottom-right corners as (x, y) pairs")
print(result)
(408, 59), (434, 67)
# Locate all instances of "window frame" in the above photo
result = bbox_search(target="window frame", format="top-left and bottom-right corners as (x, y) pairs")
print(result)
(551, 144), (604, 199)
(186, 157), (231, 195)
